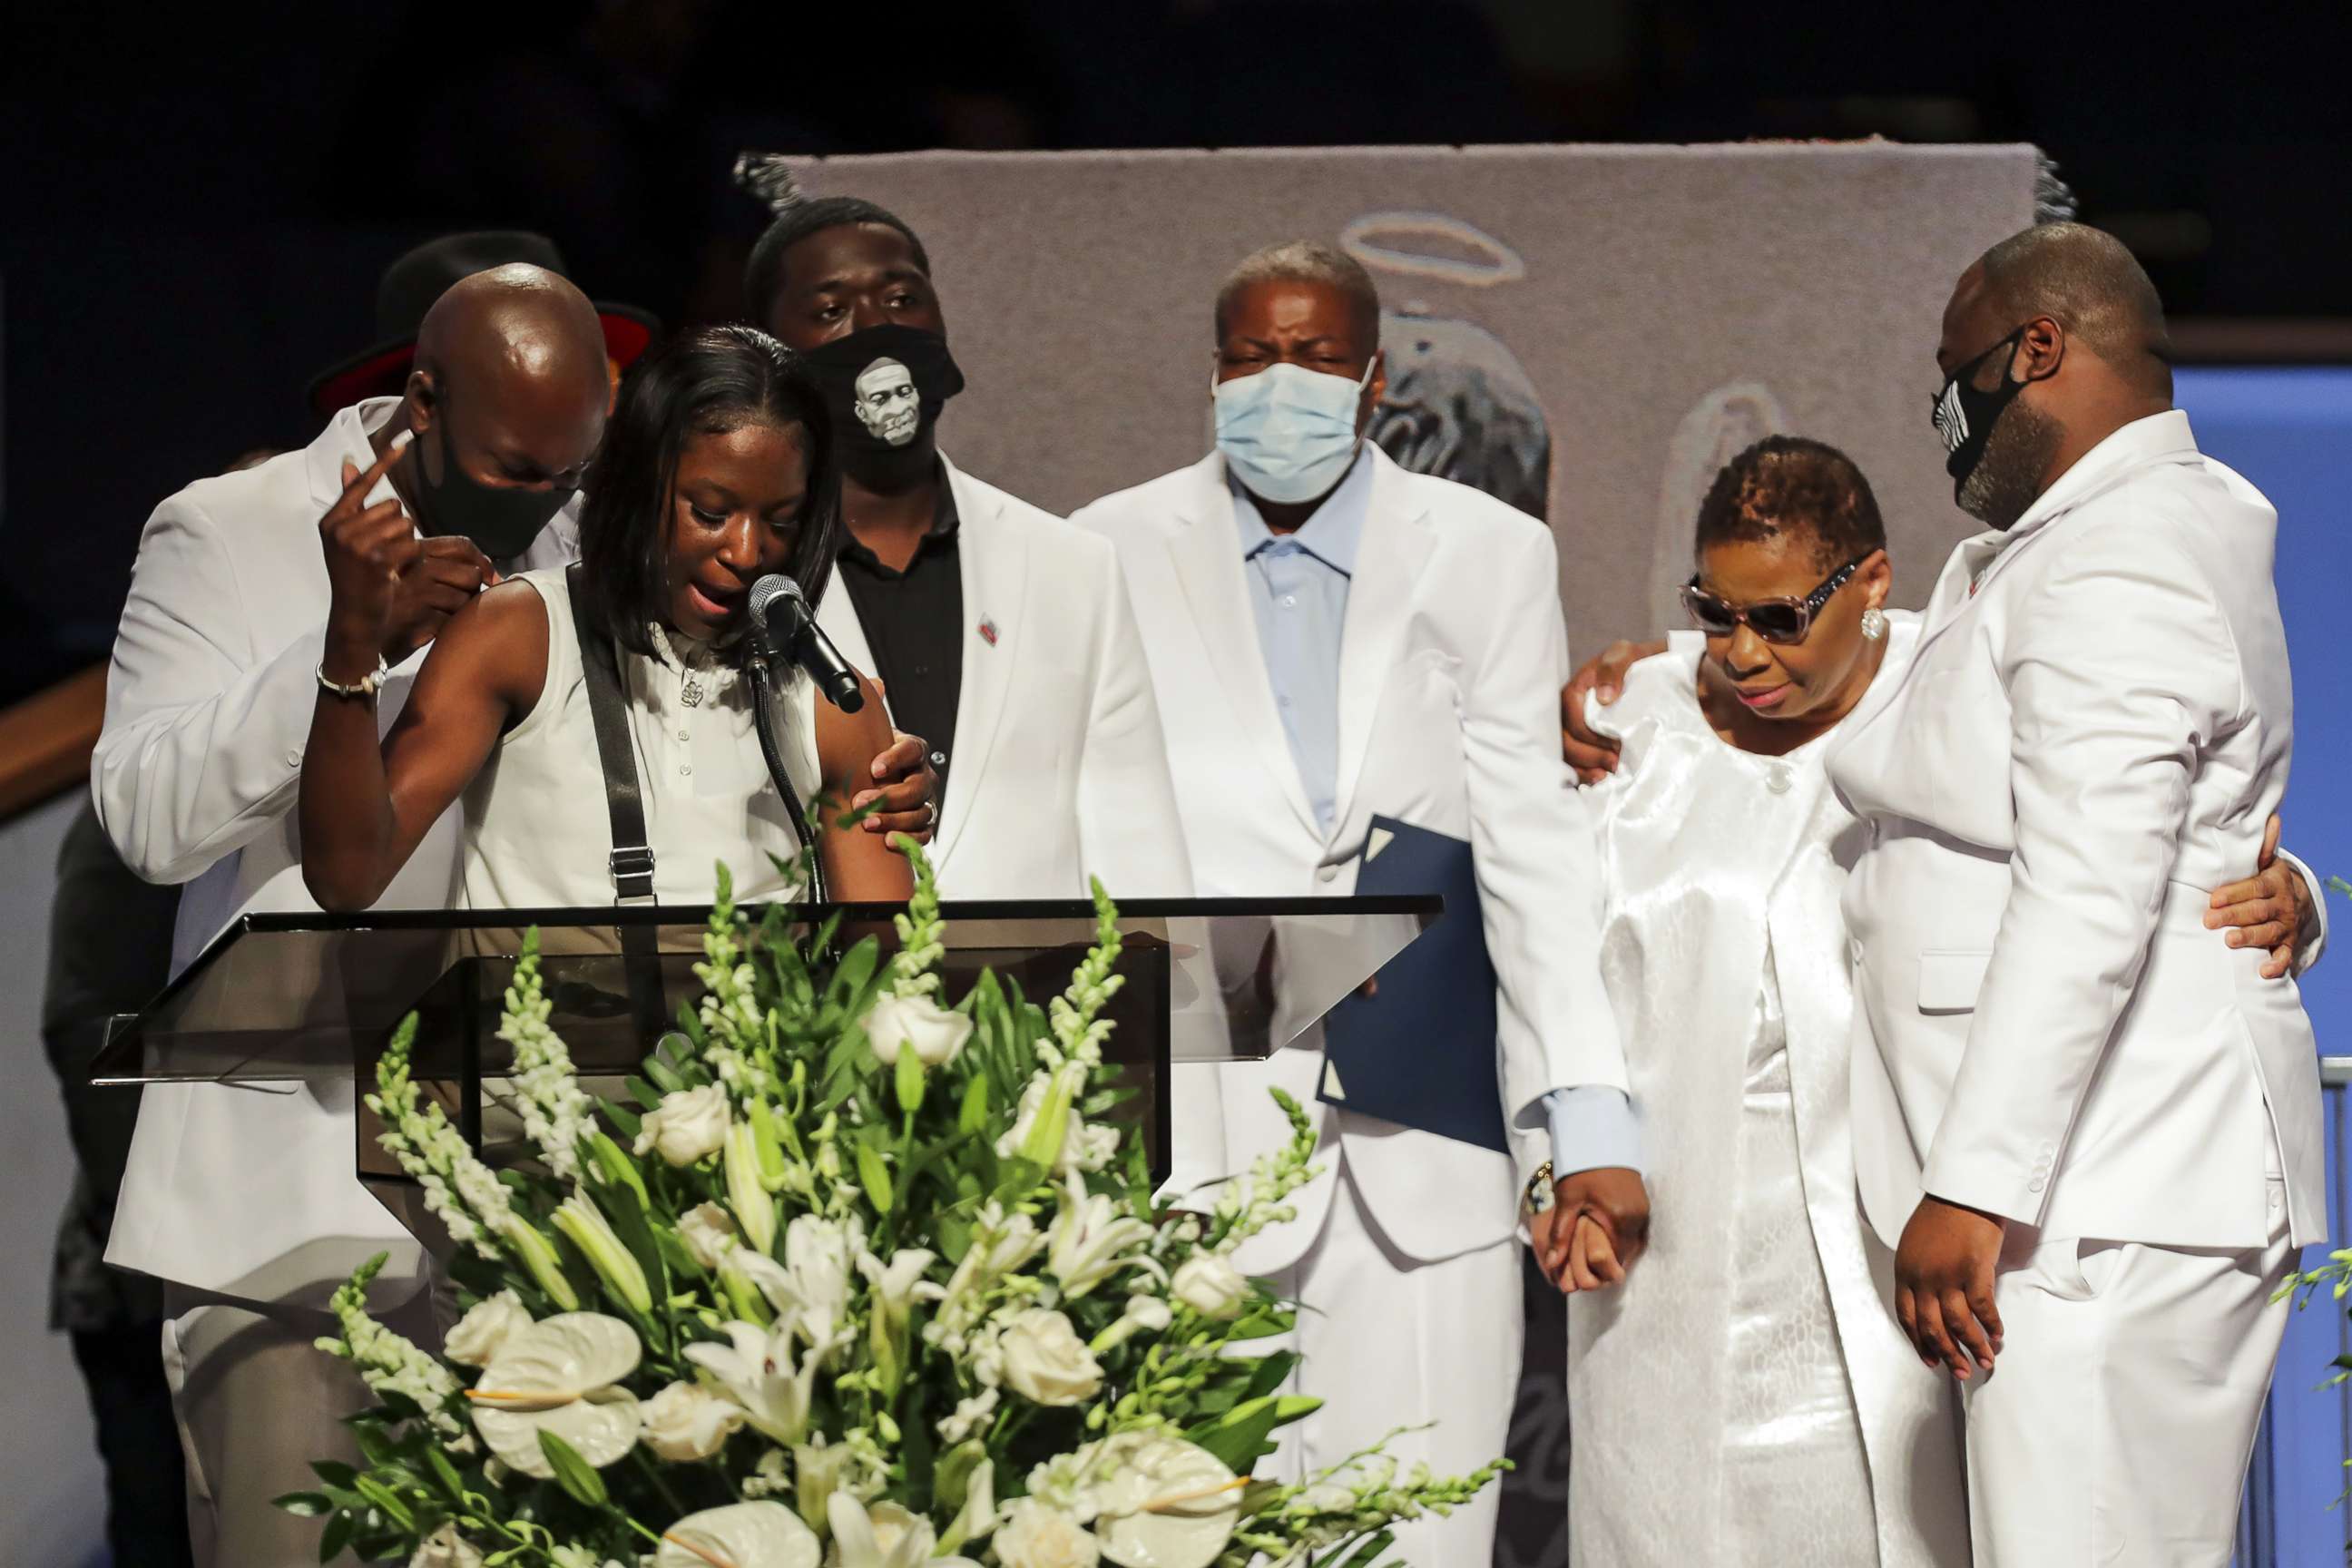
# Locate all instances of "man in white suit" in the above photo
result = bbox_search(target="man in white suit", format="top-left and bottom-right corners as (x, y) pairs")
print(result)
(1828, 222), (2326, 1566)
(1072, 241), (1639, 1568)
(743, 188), (1193, 903)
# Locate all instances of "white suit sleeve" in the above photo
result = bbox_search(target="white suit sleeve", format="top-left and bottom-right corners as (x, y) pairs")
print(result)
(92, 494), (326, 885)
(1464, 521), (1631, 1155)
(1923, 535), (2239, 1225)
(2275, 848), (2330, 975)
(1075, 538), (1196, 901)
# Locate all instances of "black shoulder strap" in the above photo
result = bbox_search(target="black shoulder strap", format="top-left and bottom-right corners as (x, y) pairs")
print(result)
(564, 564), (655, 903)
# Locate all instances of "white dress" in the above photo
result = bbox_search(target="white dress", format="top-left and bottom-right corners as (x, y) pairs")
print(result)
(1566, 620), (1968, 1568)
(458, 566), (824, 908)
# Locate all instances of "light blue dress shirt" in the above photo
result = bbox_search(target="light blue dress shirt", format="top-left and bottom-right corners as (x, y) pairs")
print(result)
(1230, 453), (1642, 1181)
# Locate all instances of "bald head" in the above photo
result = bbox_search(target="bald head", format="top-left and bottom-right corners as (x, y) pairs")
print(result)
(1970, 222), (2171, 398)
(414, 262), (610, 409)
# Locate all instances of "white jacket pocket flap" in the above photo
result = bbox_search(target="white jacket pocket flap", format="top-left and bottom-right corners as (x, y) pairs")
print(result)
(1916, 950), (1993, 1014)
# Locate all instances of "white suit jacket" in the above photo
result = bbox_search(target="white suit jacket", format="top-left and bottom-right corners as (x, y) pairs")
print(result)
(1073, 447), (1627, 1269)
(93, 397), (577, 1307)
(814, 454), (1193, 903)
(1829, 410), (2326, 1251)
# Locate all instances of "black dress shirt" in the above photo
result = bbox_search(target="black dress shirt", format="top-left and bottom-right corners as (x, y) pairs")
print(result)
(834, 477), (965, 812)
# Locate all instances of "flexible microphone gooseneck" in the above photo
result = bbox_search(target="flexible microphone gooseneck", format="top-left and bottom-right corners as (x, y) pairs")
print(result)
(740, 573), (855, 906)
(747, 574), (864, 713)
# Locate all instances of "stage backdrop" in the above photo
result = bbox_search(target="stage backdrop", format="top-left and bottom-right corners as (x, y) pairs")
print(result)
(779, 142), (2039, 1568)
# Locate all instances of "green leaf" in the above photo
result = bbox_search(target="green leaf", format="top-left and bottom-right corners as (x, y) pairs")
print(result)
(601, 1100), (643, 1140)
(643, 1054), (688, 1094)
(858, 1143), (897, 1212)
(829, 936), (881, 1003)
(1185, 1393), (1321, 1474)
(957, 1074), (990, 1137)
(625, 1075), (666, 1112)
(936, 1212), (973, 1264)
(538, 1429), (609, 1507)
(318, 1511), (354, 1563)
(896, 1036), (926, 1113)
(272, 1491), (332, 1517)
(1333, 1529), (1396, 1568)
(1241, 1349), (1300, 1404)
(309, 1460), (359, 1491)
(424, 1446), (466, 1501)
(352, 1424), (397, 1468)
(351, 1475), (415, 1530)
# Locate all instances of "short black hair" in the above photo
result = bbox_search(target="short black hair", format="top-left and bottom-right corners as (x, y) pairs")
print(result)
(1975, 220), (2172, 398)
(1215, 240), (1381, 348)
(743, 196), (933, 327)
(1694, 436), (1886, 572)
(578, 324), (843, 658)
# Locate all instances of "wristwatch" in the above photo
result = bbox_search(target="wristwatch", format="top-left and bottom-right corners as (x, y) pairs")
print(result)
(1523, 1159), (1556, 1217)
(317, 654), (389, 701)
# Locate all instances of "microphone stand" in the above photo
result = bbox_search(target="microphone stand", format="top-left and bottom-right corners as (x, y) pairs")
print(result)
(744, 648), (828, 908)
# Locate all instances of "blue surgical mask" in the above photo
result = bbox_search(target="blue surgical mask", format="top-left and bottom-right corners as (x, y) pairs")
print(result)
(1212, 358), (1376, 504)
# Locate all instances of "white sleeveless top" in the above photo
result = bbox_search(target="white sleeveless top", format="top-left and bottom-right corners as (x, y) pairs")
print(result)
(458, 566), (825, 908)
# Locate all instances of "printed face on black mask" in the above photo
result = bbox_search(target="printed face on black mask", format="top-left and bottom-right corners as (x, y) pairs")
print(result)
(801, 326), (965, 460)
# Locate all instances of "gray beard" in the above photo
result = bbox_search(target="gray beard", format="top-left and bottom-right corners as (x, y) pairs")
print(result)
(1956, 398), (2062, 532)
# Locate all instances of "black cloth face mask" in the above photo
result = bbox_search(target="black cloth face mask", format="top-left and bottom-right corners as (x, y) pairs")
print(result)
(800, 324), (966, 459)
(1930, 327), (2028, 504)
(408, 407), (577, 561)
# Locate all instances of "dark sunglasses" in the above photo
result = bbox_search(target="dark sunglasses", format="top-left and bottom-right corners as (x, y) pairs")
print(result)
(1681, 554), (1872, 644)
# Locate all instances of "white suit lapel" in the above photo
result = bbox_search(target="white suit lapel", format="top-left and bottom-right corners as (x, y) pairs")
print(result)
(1164, 455), (1321, 838)
(930, 456), (1028, 868)
(1328, 451), (1434, 837)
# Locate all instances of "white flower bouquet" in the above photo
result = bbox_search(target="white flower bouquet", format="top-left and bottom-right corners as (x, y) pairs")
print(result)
(285, 843), (1501, 1567)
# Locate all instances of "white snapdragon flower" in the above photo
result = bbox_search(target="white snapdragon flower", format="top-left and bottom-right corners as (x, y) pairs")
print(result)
(861, 992), (975, 1068)
(495, 948), (597, 1182)
(466, 1313), (643, 1478)
(444, 1291), (533, 1369)
(640, 1379), (748, 1461)
(1169, 1255), (1250, 1320)
(680, 1201), (740, 1270)
(936, 1387), (998, 1446)
(1046, 1170), (1157, 1299)
(634, 1083), (730, 1166)
(996, 1308), (1103, 1406)
(995, 1499), (1102, 1568)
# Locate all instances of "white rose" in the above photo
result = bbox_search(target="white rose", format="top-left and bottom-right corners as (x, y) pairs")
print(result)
(443, 1290), (532, 1368)
(680, 1202), (740, 1270)
(635, 1083), (730, 1166)
(410, 1523), (487, 1568)
(862, 991), (975, 1068)
(1170, 1255), (1250, 1320)
(640, 1379), (748, 1461)
(997, 1308), (1103, 1406)
(995, 1498), (1102, 1568)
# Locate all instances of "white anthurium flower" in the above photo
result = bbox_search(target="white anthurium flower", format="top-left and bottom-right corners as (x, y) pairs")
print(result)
(640, 1379), (749, 1461)
(466, 1313), (643, 1478)
(995, 1498), (1102, 1568)
(1087, 1433), (1243, 1568)
(443, 1290), (533, 1368)
(996, 1308), (1103, 1406)
(861, 991), (975, 1068)
(1168, 1255), (1250, 1320)
(655, 1501), (822, 1568)
(683, 1315), (833, 1445)
(635, 1083), (730, 1167)
(681, 1201), (740, 1271)
(1046, 1170), (1158, 1299)
(409, 1521), (486, 1568)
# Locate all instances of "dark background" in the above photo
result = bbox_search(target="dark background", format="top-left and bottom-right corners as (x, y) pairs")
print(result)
(3, 0), (2346, 710)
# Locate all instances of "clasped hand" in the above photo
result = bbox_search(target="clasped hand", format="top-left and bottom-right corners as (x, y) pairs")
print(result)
(1893, 1194), (2005, 1379)
(1533, 1165), (1650, 1293)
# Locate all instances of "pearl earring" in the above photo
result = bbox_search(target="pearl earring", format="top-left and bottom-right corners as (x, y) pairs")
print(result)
(1860, 607), (1888, 642)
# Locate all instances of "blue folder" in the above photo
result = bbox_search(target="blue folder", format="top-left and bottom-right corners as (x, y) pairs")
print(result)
(1317, 816), (1507, 1152)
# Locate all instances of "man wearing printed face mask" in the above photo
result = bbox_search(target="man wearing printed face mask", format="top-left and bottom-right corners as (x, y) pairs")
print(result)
(1073, 241), (1636, 1568)
(1820, 222), (2328, 1567)
(738, 169), (1194, 910)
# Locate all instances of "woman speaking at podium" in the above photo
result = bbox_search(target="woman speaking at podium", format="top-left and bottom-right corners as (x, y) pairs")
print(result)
(298, 324), (914, 910)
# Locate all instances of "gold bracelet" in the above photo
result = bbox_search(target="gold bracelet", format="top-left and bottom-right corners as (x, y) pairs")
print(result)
(1523, 1159), (1555, 1217)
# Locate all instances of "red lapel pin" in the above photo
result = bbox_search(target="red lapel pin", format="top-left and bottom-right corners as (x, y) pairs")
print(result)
(978, 615), (999, 646)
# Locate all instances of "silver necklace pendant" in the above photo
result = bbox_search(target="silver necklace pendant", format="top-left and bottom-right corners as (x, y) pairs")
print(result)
(681, 675), (705, 708)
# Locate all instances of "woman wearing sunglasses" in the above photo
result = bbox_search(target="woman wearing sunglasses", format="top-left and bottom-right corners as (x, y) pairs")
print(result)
(1552, 436), (1968, 1567)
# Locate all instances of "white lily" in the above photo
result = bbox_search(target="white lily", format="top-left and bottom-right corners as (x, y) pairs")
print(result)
(655, 1501), (821, 1568)
(1046, 1170), (1158, 1299)
(681, 1201), (740, 1271)
(859, 1248), (945, 1324)
(825, 1493), (983, 1568)
(465, 1313), (643, 1478)
(940, 1202), (1044, 1316)
(683, 1314), (836, 1445)
(778, 1213), (863, 1348)
(1086, 1433), (1244, 1568)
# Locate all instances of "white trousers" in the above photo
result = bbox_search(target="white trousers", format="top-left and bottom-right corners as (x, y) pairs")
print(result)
(1960, 1177), (2294, 1568)
(1264, 1162), (1523, 1568)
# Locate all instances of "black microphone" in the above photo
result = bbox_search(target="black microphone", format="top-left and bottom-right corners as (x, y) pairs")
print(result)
(747, 573), (865, 713)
